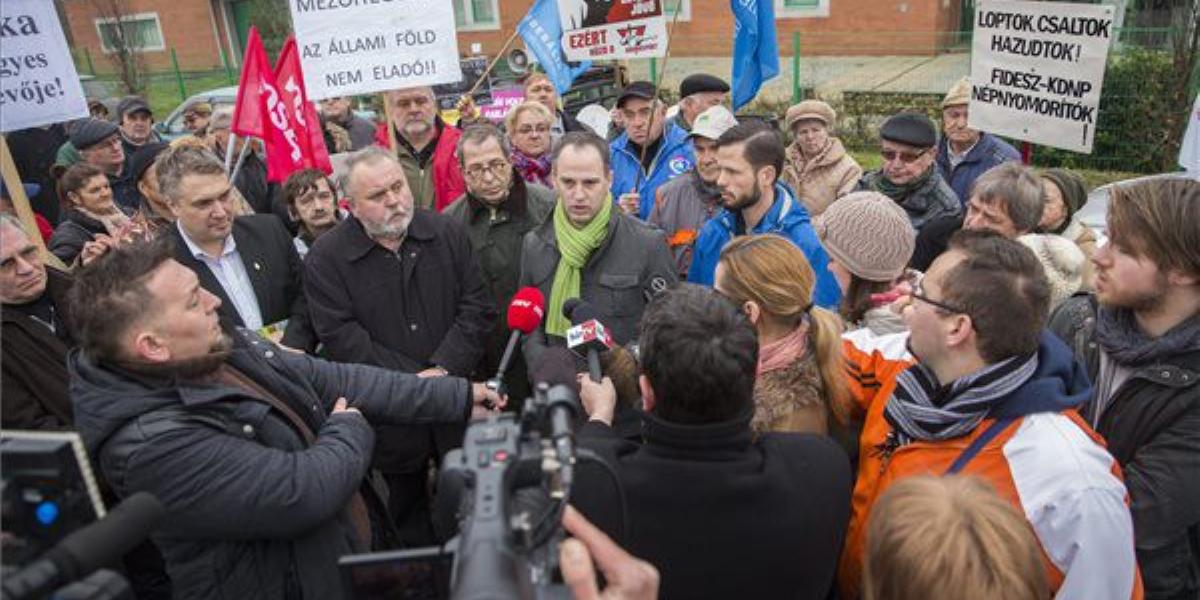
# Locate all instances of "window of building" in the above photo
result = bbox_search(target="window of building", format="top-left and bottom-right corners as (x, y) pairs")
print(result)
(454, 0), (501, 31)
(776, 0), (830, 18)
(662, 0), (691, 21)
(95, 12), (165, 53)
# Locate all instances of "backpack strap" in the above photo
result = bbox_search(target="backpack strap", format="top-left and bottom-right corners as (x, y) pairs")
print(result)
(944, 416), (1018, 475)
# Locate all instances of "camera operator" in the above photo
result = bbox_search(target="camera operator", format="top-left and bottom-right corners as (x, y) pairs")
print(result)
(573, 284), (852, 599)
(65, 237), (502, 600)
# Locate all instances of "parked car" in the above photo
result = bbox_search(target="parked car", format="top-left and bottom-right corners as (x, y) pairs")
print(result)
(155, 86), (377, 141)
(1074, 172), (1198, 241)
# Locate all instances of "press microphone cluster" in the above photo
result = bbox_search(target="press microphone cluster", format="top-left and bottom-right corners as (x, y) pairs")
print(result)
(486, 287), (546, 398)
(563, 298), (614, 383)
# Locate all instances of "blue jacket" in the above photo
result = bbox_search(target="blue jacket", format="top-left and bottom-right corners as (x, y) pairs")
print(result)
(688, 182), (842, 308)
(935, 133), (1021, 204)
(610, 122), (696, 220)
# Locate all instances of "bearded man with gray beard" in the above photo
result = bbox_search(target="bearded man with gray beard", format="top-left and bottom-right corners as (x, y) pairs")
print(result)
(303, 146), (495, 546)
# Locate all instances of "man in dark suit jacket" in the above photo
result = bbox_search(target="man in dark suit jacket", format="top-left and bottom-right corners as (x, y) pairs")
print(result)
(574, 284), (852, 599)
(156, 145), (315, 351)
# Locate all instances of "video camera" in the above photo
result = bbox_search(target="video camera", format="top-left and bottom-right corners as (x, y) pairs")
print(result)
(341, 349), (617, 600)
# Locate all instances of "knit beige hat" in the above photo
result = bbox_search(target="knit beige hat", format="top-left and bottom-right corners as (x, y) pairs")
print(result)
(942, 76), (970, 108)
(785, 100), (836, 132)
(1018, 233), (1085, 310)
(815, 191), (916, 282)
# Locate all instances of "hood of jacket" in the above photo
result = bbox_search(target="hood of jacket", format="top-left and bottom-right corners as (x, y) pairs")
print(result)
(991, 330), (1093, 419)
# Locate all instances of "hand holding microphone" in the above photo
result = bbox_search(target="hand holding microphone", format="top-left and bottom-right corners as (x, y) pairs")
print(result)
(486, 287), (546, 400)
(563, 299), (614, 383)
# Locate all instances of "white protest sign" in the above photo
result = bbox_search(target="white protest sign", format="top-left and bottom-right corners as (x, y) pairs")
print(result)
(969, 0), (1115, 153)
(0, 0), (88, 133)
(558, 0), (667, 61)
(288, 0), (462, 100)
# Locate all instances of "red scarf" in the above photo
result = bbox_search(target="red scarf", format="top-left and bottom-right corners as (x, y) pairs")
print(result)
(511, 150), (552, 188)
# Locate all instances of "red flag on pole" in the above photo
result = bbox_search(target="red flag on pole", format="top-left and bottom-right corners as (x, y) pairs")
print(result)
(231, 27), (270, 138)
(273, 37), (332, 176)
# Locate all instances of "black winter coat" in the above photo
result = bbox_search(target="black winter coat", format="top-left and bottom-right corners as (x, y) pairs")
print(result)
(1, 267), (74, 429)
(572, 411), (852, 599)
(69, 329), (473, 600)
(1050, 295), (1200, 600)
(48, 209), (108, 265)
(304, 211), (495, 471)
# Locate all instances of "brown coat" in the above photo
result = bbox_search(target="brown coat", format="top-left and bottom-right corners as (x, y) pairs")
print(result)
(752, 353), (828, 435)
(781, 138), (863, 216)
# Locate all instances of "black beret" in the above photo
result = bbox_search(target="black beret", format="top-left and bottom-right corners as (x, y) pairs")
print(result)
(879, 112), (938, 148)
(679, 74), (730, 98)
(129, 141), (170, 183)
(616, 81), (657, 108)
(69, 118), (120, 150)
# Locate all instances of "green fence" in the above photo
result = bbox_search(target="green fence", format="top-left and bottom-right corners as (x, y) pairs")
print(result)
(72, 47), (237, 117)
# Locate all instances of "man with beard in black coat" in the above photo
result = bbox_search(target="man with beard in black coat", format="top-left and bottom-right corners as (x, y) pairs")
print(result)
(67, 237), (502, 600)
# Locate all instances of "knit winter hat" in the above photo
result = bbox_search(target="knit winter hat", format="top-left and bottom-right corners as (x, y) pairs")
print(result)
(1039, 168), (1088, 232)
(942, 76), (971, 108)
(815, 191), (916, 282)
(1018, 233), (1085, 309)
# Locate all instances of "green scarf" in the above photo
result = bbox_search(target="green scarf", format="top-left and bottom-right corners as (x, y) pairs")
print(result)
(545, 196), (613, 336)
(871, 166), (933, 202)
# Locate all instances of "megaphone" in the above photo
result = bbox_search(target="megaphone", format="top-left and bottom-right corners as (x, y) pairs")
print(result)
(507, 48), (529, 75)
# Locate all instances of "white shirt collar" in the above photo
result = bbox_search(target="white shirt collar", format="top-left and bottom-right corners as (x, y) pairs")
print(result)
(176, 221), (236, 260)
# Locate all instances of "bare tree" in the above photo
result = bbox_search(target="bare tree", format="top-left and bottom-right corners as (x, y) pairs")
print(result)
(88, 0), (148, 95)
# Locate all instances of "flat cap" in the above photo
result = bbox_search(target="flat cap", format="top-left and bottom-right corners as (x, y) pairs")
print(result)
(69, 118), (120, 150)
(129, 141), (170, 183)
(785, 100), (836, 131)
(880, 112), (938, 148)
(117, 95), (152, 119)
(679, 74), (730, 98)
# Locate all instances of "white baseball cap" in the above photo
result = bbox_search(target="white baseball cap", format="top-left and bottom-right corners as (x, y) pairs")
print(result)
(689, 105), (738, 142)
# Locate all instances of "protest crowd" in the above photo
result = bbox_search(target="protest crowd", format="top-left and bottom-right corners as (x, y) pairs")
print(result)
(2, 4), (1199, 600)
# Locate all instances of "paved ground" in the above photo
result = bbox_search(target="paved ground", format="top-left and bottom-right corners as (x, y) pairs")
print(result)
(625, 52), (971, 101)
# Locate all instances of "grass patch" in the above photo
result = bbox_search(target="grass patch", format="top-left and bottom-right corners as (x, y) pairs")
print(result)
(846, 149), (1142, 191)
(91, 71), (235, 118)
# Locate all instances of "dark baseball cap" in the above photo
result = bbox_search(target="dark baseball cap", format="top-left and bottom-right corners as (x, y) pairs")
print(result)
(117, 96), (152, 119)
(616, 81), (658, 108)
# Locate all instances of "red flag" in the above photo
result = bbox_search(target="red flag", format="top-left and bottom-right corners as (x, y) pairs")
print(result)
(273, 37), (332, 176)
(231, 27), (271, 138)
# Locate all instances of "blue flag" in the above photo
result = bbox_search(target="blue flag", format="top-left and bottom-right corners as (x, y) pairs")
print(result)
(730, 0), (780, 111)
(518, 0), (592, 95)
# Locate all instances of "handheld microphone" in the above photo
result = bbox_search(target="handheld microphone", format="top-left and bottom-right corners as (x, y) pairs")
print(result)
(563, 299), (613, 383)
(486, 287), (546, 398)
(1, 492), (166, 600)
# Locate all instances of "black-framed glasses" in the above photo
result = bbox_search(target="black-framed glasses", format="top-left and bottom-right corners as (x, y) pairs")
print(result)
(909, 278), (966, 315)
(463, 160), (509, 179)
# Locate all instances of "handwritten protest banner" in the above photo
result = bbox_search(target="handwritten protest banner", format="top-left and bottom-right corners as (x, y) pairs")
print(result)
(969, 0), (1115, 153)
(558, 0), (667, 61)
(288, 0), (462, 100)
(0, 0), (88, 132)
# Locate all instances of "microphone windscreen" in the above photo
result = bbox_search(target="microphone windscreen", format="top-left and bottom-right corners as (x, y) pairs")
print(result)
(566, 299), (600, 325)
(61, 492), (165, 576)
(531, 347), (581, 393)
(507, 287), (546, 334)
(562, 297), (581, 320)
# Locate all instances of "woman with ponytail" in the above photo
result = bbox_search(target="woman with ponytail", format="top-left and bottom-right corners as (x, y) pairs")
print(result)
(715, 234), (852, 435)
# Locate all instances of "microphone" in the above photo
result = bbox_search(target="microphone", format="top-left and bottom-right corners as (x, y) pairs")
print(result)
(1, 492), (166, 600)
(486, 287), (546, 398)
(564, 299), (614, 383)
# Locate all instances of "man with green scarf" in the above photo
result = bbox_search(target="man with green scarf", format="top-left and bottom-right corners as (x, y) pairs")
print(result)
(857, 112), (960, 232)
(518, 131), (677, 370)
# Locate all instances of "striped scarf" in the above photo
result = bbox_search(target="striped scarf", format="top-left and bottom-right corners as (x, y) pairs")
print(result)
(884, 352), (1039, 446)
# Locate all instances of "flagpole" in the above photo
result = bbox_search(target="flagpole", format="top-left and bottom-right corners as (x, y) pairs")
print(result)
(464, 28), (523, 99)
(229, 140), (252, 182)
(224, 133), (238, 171)
(634, 0), (687, 191)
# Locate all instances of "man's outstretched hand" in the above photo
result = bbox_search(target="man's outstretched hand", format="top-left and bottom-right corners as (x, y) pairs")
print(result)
(560, 505), (659, 600)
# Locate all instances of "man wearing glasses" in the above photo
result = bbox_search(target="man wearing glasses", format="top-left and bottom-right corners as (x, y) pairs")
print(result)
(443, 124), (556, 404)
(857, 112), (960, 232)
(69, 117), (140, 212)
(303, 146), (495, 546)
(376, 86), (466, 212)
(609, 81), (697, 220)
(838, 229), (1142, 600)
